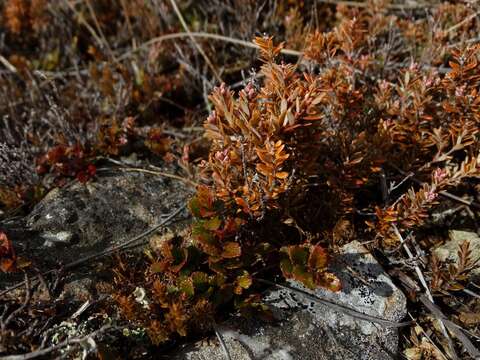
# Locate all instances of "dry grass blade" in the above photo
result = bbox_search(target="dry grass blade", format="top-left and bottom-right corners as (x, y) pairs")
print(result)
(0, 55), (17, 73)
(0, 273), (30, 332)
(214, 324), (232, 360)
(392, 225), (459, 359)
(315, 0), (430, 10)
(168, 0), (222, 83)
(63, 0), (106, 56)
(119, 32), (302, 61)
(446, 11), (480, 34)
(419, 295), (480, 359)
(98, 159), (199, 188)
(0, 325), (114, 360)
(407, 313), (448, 360)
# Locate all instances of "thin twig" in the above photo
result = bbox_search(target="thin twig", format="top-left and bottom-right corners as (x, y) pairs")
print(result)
(419, 294), (480, 359)
(257, 278), (411, 328)
(407, 312), (448, 360)
(445, 10), (480, 34)
(0, 325), (114, 360)
(447, 36), (480, 49)
(98, 161), (199, 189)
(392, 225), (432, 298)
(315, 0), (429, 10)
(463, 288), (480, 299)
(1, 273), (31, 331)
(392, 225), (459, 359)
(63, 0), (106, 54)
(119, 0), (137, 50)
(116, 167), (199, 188)
(118, 32), (302, 61)
(62, 204), (187, 270)
(0, 55), (17, 73)
(168, 0), (222, 83)
(84, 0), (116, 62)
(214, 324), (232, 360)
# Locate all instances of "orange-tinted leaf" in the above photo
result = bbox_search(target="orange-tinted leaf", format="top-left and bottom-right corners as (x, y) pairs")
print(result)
(0, 259), (16, 273)
(308, 245), (329, 270)
(256, 149), (272, 164)
(256, 163), (273, 177)
(151, 261), (168, 273)
(0, 232), (16, 273)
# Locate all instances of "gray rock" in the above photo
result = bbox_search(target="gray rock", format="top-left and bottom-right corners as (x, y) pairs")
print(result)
(434, 230), (480, 276)
(3, 168), (192, 269)
(176, 241), (407, 360)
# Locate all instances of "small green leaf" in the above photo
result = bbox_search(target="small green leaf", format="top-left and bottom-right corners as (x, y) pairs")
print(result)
(192, 225), (220, 256)
(280, 258), (293, 277)
(192, 272), (209, 292)
(210, 274), (226, 287)
(236, 271), (253, 289)
(179, 277), (195, 297)
(222, 242), (242, 258)
(203, 217), (222, 231)
(208, 260), (227, 274)
(189, 197), (202, 218)
(292, 265), (315, 289)
(288, 246), (309, 265)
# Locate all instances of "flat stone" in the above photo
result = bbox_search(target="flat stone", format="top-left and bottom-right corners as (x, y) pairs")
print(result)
(176, 241), (407, 360)
(1, 168), (192, 271)
(434, 230), (480, 276)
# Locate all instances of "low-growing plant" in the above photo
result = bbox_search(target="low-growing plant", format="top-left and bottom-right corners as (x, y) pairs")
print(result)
(2, 1), (480, 357)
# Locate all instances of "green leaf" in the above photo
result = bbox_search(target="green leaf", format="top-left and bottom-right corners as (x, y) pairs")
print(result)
(292, 265), (315, 289)
(222, 242), (242, 258)
(223, 258), (243, 269)
(208, 260), (227, 274)
(192, 225), (220, 256)
(203, 217), (222, 231)
(192, 272), (209, 292)
(288, 246), (309, 265)
(280, 258), (293, 277)
(179, 277), (195, 297)
(236, 271), (253, 289)
(254, 242), (273, 257)
(189, 197), (202, 218)
(210, 274), (226, 287)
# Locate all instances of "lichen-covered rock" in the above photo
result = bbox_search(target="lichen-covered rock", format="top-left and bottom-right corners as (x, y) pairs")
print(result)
(176, 241), (407, 360)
